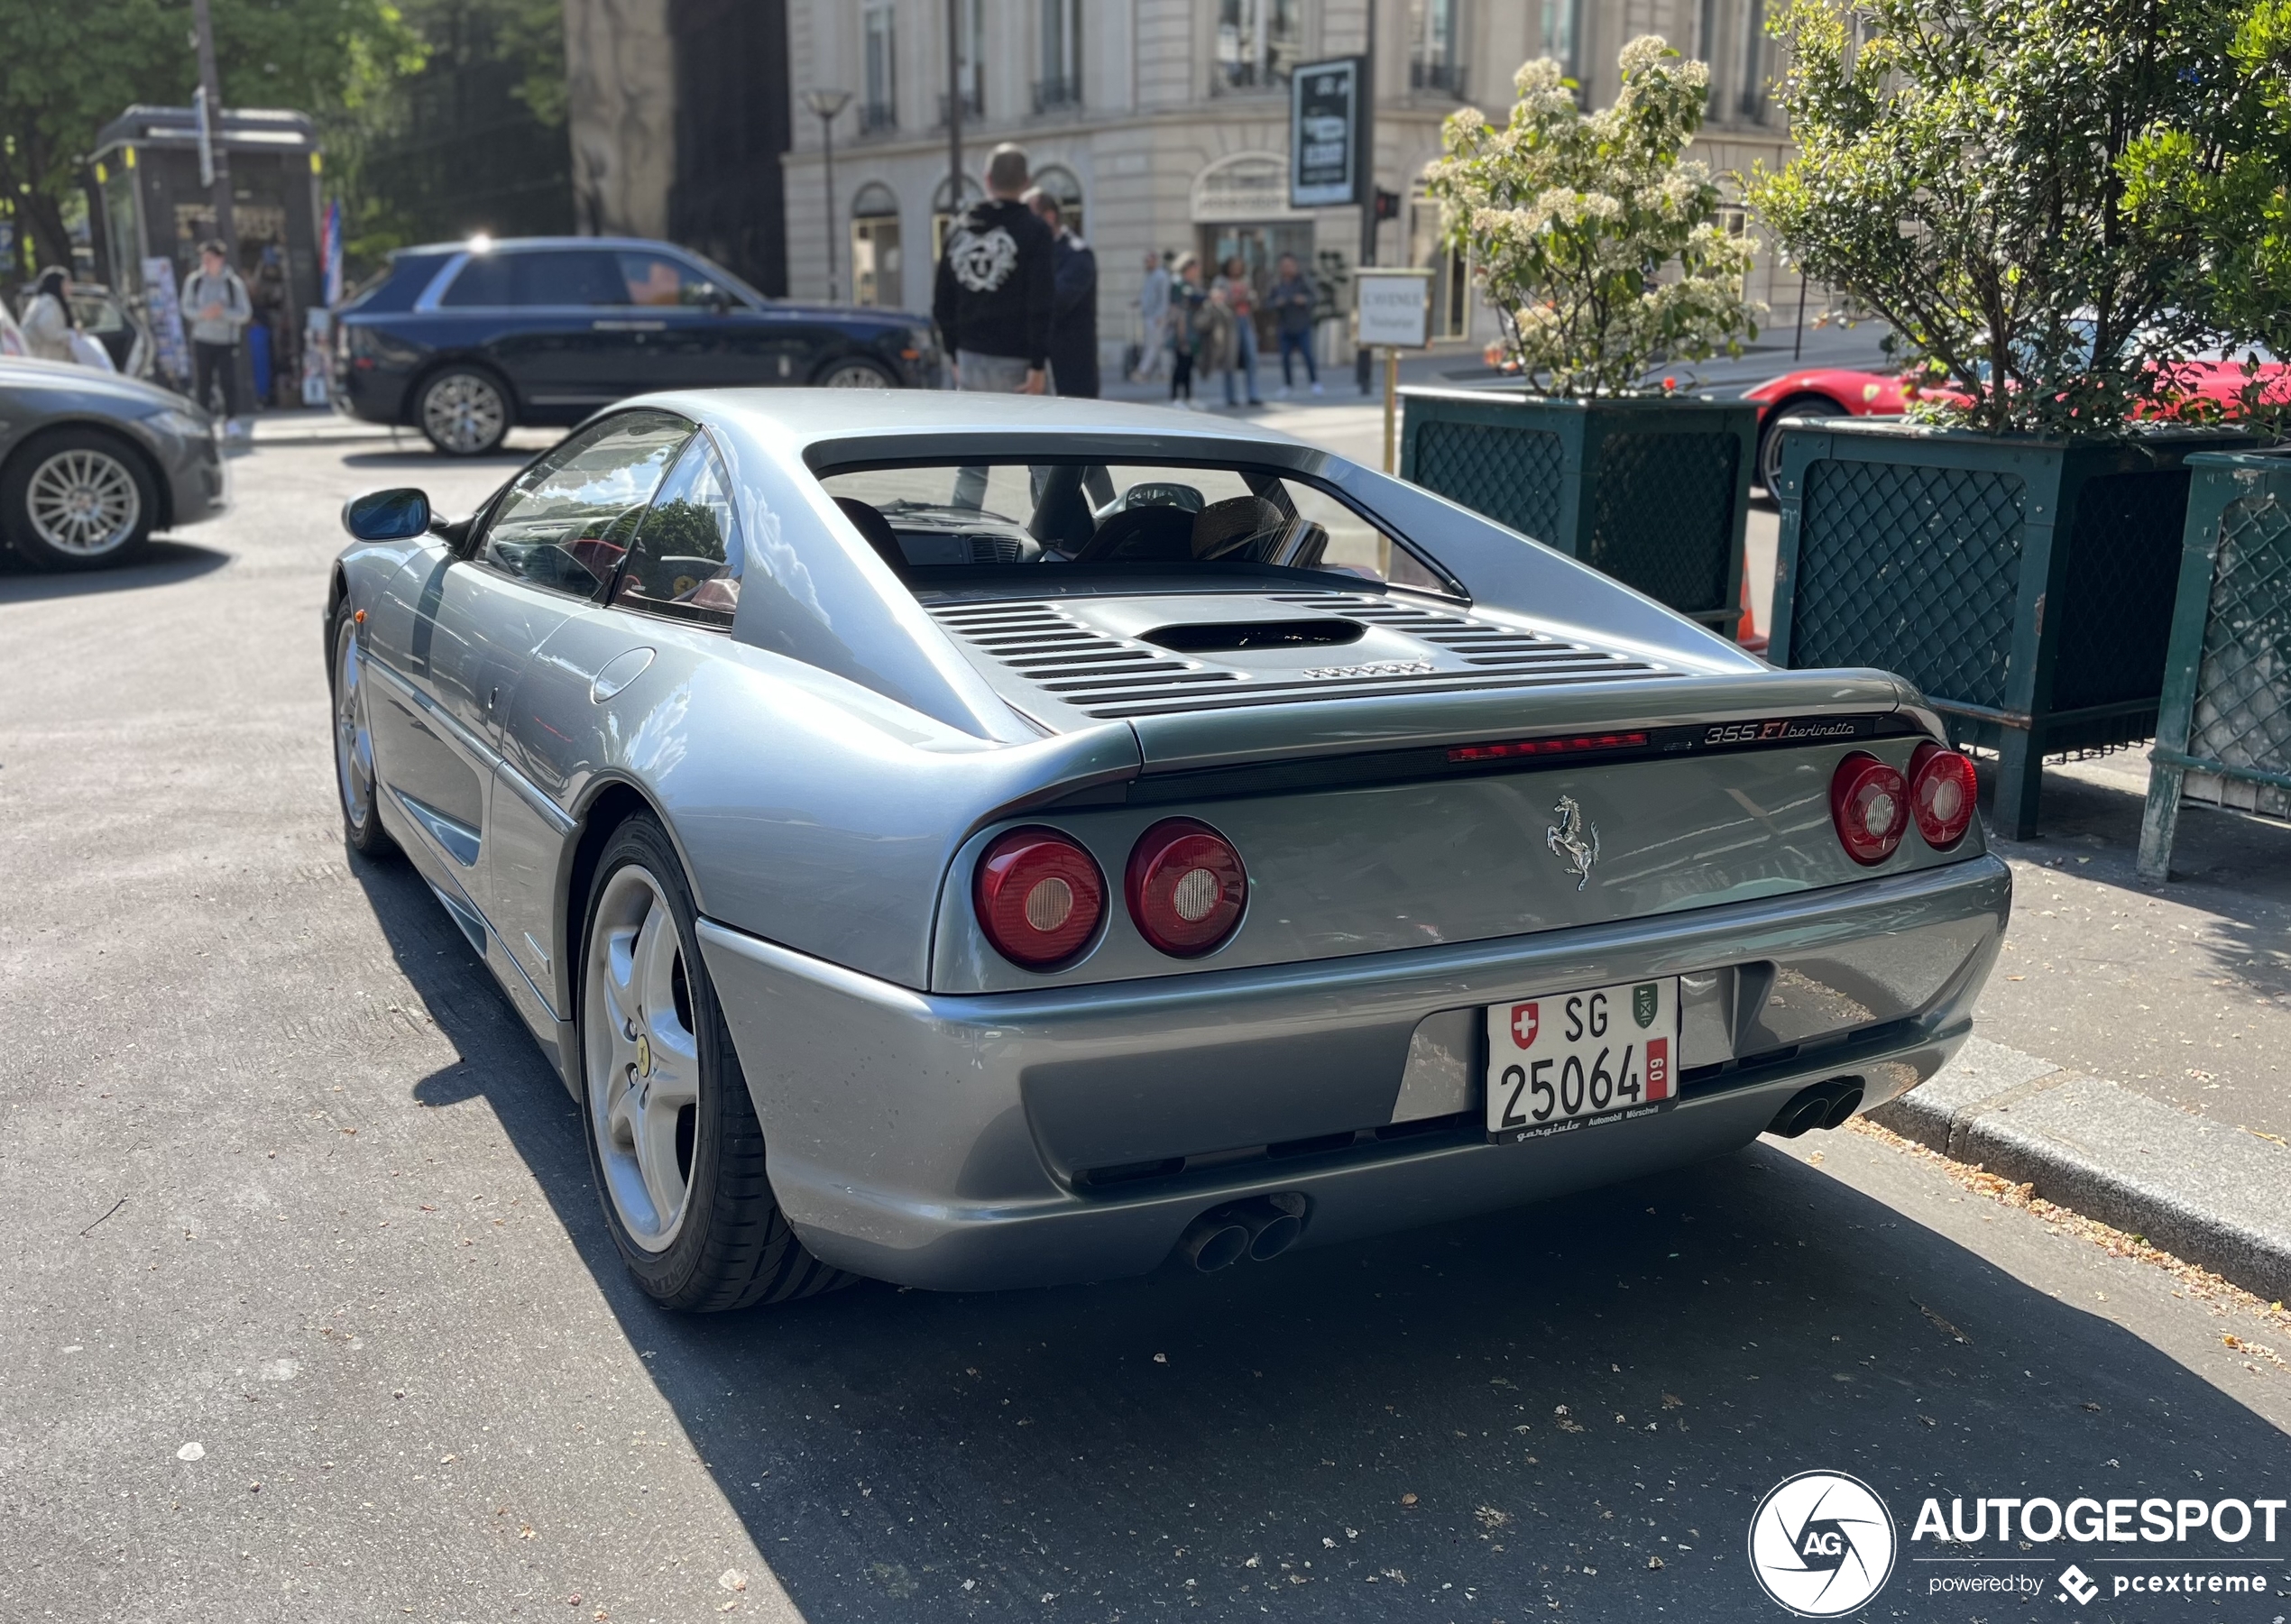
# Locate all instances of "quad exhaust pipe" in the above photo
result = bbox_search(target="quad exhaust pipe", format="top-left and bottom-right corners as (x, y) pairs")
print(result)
(1767, 1076), (1865, 1139)
(1176, 1193), (1310, 1272)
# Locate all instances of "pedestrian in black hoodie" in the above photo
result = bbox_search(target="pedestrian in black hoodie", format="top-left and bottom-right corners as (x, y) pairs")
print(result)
(933, 143), (1054, 398)
(1023, 185), (1099, 398)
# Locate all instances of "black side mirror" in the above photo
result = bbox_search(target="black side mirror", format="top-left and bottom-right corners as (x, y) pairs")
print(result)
(341, 487), (432, 542)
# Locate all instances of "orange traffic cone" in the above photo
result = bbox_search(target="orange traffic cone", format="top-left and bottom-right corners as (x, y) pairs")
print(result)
(1737, 571), (1769, 656)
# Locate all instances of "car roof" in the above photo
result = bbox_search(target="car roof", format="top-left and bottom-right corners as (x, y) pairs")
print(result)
(627, 388), (1323, 460)
(396, 235), (700, 258)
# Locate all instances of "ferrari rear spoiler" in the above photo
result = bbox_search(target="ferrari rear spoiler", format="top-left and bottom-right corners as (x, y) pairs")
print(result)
(1119, 669), (1937, 774)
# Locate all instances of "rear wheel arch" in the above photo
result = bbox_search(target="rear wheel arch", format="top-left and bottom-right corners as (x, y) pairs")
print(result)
(1754, 392), (1848, 491)
(562, 777), (699, 1005)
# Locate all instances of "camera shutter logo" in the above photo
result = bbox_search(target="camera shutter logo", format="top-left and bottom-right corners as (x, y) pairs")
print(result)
(1747, 1471), (1897, 1616)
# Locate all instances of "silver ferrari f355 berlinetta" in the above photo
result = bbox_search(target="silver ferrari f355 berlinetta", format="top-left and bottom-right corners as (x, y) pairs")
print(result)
(326, 390), (2009, 1312)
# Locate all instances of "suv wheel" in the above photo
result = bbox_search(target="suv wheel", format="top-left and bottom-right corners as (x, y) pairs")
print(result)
(814, 358), (897, 389)
(417, 366), (512, 455)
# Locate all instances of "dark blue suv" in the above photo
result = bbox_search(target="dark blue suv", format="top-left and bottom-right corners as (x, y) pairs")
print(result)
(332, 236), (941, 454)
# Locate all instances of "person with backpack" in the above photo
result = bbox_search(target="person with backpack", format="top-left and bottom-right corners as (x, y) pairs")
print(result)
(184, 240), (253, 427)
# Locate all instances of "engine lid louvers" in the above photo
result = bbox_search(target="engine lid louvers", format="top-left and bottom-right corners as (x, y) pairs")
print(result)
(926, 591), (1674, 726)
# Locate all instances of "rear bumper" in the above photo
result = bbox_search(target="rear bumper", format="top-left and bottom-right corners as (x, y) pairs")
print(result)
(333, 358), (414, 426)
(698, 854), (2010, 1291)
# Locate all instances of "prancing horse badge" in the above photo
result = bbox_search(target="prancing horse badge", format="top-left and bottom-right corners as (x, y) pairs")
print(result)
(1547, 794), (1599, 891)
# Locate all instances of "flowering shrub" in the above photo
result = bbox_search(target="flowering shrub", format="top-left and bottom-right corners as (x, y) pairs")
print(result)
(1750, 0), (2291, 436)
(1423, 36), (1761, 398)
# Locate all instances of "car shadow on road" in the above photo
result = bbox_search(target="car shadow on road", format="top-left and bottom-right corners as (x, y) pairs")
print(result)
(349, 849), (2291, 1622)
(337, 447), (537, 472)
(0, 537), (231, 602)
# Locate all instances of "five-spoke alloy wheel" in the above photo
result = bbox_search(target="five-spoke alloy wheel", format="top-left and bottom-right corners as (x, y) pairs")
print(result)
(328, 605), (395, 858)
(577, 815), (846, 1310)
(584, 863), (704, 1252)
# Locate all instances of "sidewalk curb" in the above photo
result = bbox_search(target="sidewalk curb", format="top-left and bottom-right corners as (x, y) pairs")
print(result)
(246, 424), (407, 447)
(1869, 1036), (2291, 1304)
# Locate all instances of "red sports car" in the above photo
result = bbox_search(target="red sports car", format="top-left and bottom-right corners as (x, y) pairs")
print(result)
(1744, 350), (2287, 491)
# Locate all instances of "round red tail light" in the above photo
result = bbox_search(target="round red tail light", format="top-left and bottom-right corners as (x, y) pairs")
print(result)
(1126, 818), (1247, 957)
(1829, 751), (1909, 866)
(974, 828), (1104, 969)
(1909, 740), (1978, 849)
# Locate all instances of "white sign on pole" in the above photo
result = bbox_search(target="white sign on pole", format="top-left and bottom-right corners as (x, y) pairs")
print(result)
(1355, 268), (1433, 349)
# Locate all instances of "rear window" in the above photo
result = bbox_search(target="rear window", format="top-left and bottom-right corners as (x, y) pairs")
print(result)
(344, 252), (453, 314)
(816, 457), (1453, 591)
(439, 250), (630, 309)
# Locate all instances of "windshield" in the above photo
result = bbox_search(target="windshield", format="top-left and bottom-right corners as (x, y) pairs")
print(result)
(816, 458), (1451, 589)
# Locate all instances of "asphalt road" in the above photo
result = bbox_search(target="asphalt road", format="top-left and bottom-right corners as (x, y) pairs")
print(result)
(3, 437), (2286, 1624)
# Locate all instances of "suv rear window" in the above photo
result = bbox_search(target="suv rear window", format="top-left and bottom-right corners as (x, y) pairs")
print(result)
(439, 250), (630, 309)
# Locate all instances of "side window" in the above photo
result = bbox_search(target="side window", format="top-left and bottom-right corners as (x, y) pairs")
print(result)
(513, 250), (630, 307)
(477, 411), (694, 596)
(615, 251), (733, 308)
(612, 436), (742, 628)
(438, 252), (513, 307)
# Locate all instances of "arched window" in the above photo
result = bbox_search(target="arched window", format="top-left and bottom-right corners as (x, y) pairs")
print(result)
(1030, 164), (1083, 239)
(849, 184), (901, 307)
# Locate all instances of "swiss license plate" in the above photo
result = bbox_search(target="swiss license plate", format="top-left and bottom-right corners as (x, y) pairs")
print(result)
(1485, 978), (1680, 1143)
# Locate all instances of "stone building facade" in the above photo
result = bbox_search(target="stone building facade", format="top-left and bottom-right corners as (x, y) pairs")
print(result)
(774, 0), (1813, 376)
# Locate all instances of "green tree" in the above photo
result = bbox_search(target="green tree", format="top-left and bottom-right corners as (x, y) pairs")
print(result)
(0, 0), (421, 274)
(332, 0), (567, 269)
(1422, 35), (1761, 398)
(1750, 0), (2289, 436)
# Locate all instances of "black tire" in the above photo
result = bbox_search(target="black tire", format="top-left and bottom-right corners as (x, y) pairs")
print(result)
(415, 363), (513, 455)
(327, 601), (399, 860)
(576, 813), (851, 1312)
(1, 427), (160, 570)
(811, 355), (899, 389)
(1755, 396), (1845, 493)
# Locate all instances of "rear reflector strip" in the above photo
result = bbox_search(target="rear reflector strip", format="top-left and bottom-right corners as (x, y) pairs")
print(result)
(1447, 729), (1649, 764)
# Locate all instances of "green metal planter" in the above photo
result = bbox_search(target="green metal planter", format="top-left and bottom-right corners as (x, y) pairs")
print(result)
(2137, 448), (2291, 879)
(1769, 418), (2256, 840)
(1398, 390), (1755, 636)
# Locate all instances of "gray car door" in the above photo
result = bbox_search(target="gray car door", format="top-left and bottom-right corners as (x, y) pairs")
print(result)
(369, 409), (694, 937)
(486, 430), (744, 1007)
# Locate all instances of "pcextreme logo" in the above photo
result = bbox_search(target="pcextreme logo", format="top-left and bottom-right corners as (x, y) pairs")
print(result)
(1747, 1471), (1898, 1616)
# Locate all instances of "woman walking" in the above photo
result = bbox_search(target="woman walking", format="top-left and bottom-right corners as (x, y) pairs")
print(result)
(1214, 255), (1264, 406)
(1168, 253), (1206, 408)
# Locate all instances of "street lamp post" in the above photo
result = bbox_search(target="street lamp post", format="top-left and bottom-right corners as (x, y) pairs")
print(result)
(804, 89), (853, 303)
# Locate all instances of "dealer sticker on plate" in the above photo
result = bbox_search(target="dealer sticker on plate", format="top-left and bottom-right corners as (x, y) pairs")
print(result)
(1485, 978), (1680, 1143)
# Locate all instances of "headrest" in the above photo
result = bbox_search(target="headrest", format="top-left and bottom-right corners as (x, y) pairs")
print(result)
(833, 497), (905, 569)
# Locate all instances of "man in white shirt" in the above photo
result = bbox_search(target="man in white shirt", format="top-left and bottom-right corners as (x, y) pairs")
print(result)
(1135, 252), (1172, 382)
(183, 240), (252, 427)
